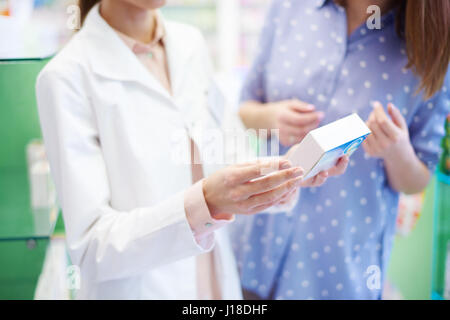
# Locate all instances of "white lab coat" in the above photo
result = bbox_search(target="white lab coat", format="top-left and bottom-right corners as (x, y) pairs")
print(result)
(35, 5), (243, 300)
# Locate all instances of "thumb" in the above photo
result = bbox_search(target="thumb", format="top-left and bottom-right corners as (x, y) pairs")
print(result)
(388, 103), (407, 129)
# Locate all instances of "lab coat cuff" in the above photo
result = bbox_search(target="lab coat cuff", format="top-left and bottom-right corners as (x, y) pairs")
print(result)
(184, 180), (234, 249)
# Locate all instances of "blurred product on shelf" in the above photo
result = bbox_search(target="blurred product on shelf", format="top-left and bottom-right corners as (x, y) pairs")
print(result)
(431, 118), (450, 300)
(396, 193), (424, 236)
(26, 140), (55, 209)
(440, 114), (450, 175)
(0, 0), (75, 59)
(238, 0), (271, 66)
(382, 281), (404, 300)
(445, 242), (450, 300)
(0, 0), (9, 16)
(7, 0), (34, 21)
(162, 0), (270, 70)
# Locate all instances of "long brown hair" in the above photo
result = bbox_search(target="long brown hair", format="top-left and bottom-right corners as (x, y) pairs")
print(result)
(397, 0), (450, 99)
(79, 0), (100, 25)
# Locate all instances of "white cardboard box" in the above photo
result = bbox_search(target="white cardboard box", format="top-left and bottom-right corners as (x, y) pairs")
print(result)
(288, 113), (371, 179)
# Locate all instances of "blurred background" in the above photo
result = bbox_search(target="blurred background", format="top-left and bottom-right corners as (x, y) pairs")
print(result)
(0, 0), (449, 300)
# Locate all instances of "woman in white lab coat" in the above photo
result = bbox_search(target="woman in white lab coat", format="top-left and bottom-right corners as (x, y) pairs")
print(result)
(36, 0), (347, 299)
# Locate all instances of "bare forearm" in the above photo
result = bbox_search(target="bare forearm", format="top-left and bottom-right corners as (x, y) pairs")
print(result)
(383, 144), (430, 194)
(239, 101), (273, 130)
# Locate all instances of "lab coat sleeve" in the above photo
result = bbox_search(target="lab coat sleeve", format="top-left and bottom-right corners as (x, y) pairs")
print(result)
(36, 67), (211, 283)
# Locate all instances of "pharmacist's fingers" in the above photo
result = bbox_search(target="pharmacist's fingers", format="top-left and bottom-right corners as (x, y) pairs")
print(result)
(244, 176), (303, 209)
(373, 102), (399, 140)
(232, 159), (291, 182)
(278, 188), (297, 205)
(242, 166), (304, 197)
(246, 203), (276, 215)
(250, 188), (296, 213)
(327, 155), (349, 176)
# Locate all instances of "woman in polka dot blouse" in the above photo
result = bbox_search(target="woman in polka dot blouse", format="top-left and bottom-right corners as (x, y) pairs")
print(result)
(232, 0), (450, 299)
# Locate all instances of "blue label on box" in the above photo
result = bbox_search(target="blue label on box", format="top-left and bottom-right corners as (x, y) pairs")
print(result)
(305, 134), (369, 179)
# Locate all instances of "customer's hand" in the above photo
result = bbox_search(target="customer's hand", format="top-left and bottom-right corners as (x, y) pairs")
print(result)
(299, 155), (350, 187)
(363, 102), (411, 161)
(203, 159), (304, 218)
(265, 99), (324, 146)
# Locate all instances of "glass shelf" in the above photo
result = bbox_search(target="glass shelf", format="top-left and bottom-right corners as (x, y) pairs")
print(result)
(0, 167), (58, 242)
(431, 170), (450, 300)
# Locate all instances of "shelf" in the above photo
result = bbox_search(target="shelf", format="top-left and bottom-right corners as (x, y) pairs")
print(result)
(0, 167), (58, 241)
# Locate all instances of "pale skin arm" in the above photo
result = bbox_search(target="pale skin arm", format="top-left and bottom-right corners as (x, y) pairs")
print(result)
(239, 100), (324, 146)
(363, 102), (430, 194)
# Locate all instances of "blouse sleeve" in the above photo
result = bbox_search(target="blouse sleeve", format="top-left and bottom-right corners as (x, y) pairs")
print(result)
(409, 74), (450, 171)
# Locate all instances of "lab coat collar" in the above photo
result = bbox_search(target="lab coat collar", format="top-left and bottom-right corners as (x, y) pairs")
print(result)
(81, 4), (196, 101)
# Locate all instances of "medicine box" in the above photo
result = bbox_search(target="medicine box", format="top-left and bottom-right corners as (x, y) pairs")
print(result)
(288, 113), (371, 180)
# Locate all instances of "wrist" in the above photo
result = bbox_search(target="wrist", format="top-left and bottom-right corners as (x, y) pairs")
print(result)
(258, 103), (277, 131)
(383, 141), (415, 165)
(201, 179), (233, 221)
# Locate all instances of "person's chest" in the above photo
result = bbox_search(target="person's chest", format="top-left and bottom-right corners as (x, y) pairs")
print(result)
(81, 52), (218, 205)
(263, 2), (421, 125)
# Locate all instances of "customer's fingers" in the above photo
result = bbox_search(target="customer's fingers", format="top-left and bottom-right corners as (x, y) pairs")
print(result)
(363, 134), (377, 154)
(387, 103), (407, 130)
(281, 110), (324, 127)
(301, 171), (328, 187)
(368, 119), (390, 150)
(282, 124), (309, 137)
(312, 171), (329, 186)
(289, 101), (315, 113)
(327, 155), (349, 176)
(373, 102), (399, 140)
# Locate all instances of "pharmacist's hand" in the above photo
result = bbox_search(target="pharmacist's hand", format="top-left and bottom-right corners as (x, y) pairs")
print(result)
(203, 159), (304, 218)
(266, 99), (324, 147)
(300, 155), (350, 187)
(363, 102), (411, 160)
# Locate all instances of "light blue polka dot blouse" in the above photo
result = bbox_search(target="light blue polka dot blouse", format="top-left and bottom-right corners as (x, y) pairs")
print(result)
(231, 0), (450, 300)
